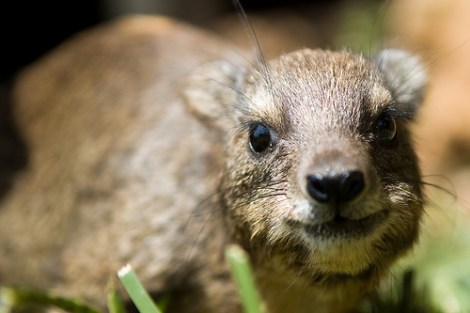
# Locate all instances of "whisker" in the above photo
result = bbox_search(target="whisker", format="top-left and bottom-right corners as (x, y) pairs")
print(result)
(201, 74), (261, 119)
(182, 190), (220, 229)
(232, 0), (266, 69)
(367, 0), (394, 58)
(184, 206), (221, 263)
(421, 36), (470, 70)
(232, 0), (276, 104)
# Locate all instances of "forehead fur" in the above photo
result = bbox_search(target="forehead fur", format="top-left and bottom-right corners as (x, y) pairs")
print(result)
(240, 49), (392, 136)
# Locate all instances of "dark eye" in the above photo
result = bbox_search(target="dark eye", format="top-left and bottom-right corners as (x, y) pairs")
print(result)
(249, 123), (273, 154)
(375, 112), (397, 142)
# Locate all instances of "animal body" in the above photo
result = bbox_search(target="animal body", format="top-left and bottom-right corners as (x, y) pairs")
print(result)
(0, 14), (426, 313)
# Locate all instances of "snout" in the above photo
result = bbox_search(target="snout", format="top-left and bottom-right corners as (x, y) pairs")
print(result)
(297, 143), (383, 226)
(306, 170), (365, 205)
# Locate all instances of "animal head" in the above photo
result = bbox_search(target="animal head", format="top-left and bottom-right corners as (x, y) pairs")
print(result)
(184, 47), (426, 279)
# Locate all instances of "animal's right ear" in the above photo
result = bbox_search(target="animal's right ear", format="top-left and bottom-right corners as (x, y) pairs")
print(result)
(373, 49), (427, 116)
(183, 60), (243, 131)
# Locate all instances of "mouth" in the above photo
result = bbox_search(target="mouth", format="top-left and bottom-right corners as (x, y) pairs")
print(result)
(303, 209), (389, 238)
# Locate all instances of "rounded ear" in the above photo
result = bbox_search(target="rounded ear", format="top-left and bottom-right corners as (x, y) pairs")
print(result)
(374, 49), (427, 116)
(183, 60), (244, 131)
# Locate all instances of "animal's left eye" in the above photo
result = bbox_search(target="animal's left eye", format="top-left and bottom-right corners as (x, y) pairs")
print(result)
(249, 122), (274, 155)
(375, 112), (397, 143)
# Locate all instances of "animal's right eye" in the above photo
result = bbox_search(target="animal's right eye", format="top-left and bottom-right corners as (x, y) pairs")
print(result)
(249, 123), (273, 154)
(375, 111), (397, 143)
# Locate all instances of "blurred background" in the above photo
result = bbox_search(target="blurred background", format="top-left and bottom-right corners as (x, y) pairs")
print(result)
(1, 1), (470, 310)
(0, 0), (385, 82)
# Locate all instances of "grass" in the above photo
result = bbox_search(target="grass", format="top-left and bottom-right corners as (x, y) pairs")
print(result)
(0, 246), (265, 313)
(116, 265), (162, 313)
(0, 286), (101, 313)
(2, 245), (470, 313)
(226, 245), (266, 313)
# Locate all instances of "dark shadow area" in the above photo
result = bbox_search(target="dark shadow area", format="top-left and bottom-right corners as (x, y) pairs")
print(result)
(0, 80), (28, 201)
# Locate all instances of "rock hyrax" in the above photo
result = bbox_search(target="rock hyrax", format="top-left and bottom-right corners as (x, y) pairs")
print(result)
(0, 15), (426, 313)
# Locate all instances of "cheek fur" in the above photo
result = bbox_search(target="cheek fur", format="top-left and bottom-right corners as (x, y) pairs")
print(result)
(221, 137), (297, 247)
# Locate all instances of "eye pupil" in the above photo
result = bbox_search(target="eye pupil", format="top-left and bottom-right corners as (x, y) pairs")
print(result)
(249, 123), (272, 153)
(375, 113), (397, 142)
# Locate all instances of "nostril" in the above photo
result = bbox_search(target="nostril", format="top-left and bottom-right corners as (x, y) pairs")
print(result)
(306, 171), (365, 204)
(306, 174), (332, 203)
(340, 171), (365, 202)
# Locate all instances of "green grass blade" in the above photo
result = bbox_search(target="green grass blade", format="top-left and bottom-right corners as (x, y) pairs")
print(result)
(107, 278), (127, 313)
(226, 245), (266, 313)
(0, 286), (102, 313)
(117, 265), (162, 313)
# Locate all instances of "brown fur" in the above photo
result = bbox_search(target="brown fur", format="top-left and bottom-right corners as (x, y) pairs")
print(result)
(0, 15), (426, 313)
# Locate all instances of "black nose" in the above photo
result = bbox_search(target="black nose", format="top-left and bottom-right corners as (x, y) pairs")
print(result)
(306, 171), (365, 204)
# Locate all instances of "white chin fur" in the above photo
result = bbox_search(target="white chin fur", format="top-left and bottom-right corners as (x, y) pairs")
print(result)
(303, 233), (380, 275)
(288, 199), (389, 274)
(265, 195), (391, 275)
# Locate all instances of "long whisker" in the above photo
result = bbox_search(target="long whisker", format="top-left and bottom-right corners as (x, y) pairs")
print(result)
(185, 206), (221, 263)
(232, 0), (275, 99)
(368, 0), (394, 58)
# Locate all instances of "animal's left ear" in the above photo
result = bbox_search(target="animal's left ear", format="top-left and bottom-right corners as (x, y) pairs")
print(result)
(373, 49), (427, 116)
(182, 60), (243, 132)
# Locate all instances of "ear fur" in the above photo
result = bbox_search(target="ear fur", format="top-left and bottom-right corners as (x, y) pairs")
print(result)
(183, 60), (243, 131)
(374, 49), (427, 115)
